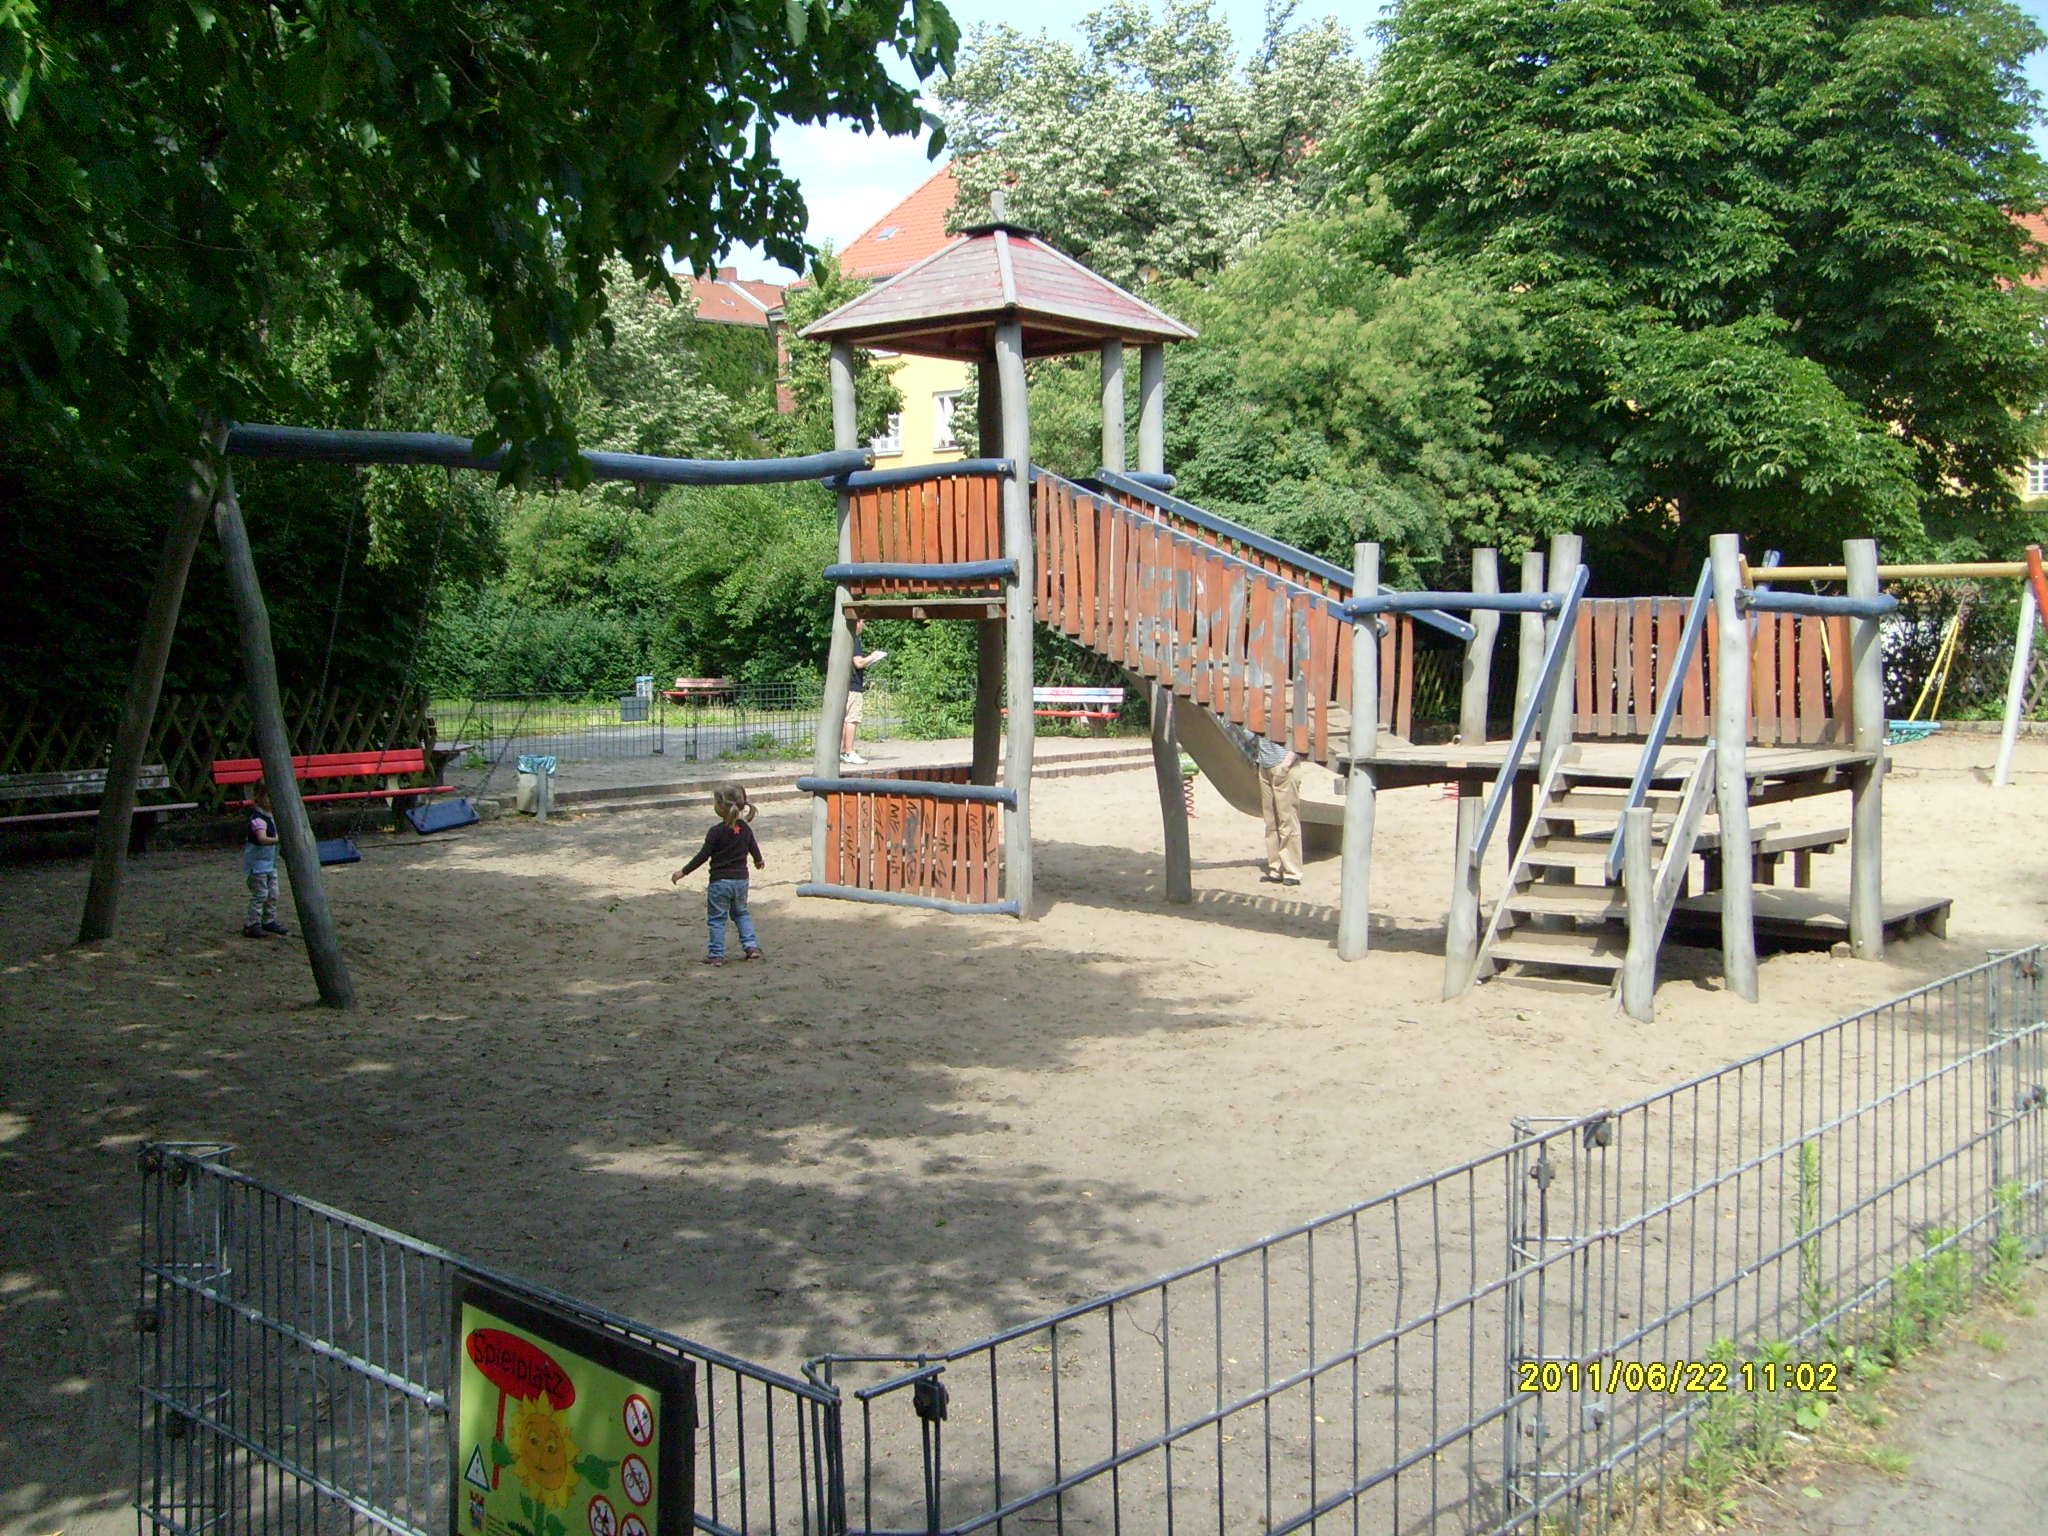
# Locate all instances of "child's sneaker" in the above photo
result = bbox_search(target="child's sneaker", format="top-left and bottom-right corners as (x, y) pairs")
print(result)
(702, 955), (725, 966)
(260, 921), (290, 936)
(743, 947), (765, 961)
(840, 752), (867, 766)
(241, 924), (265, 939)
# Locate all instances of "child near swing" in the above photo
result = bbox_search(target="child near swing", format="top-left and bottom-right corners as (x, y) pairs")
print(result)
(671, 782), (765, 965)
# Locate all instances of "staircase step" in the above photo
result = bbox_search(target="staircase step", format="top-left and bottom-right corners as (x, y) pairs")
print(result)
(1490, 929), (1628, 972)
(1523, 839), (1619, 872)
(1505, 885), (1628, 918)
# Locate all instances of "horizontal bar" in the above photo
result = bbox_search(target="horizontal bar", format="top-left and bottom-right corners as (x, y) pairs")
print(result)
(821, 559), (1017, 583)
(226, 423), (871, 485)
(1343, 590), (1561, 618)
(796, 883), (1020, 916)
(1740, 590), (1898, 618)
(1068, 467), (1476, 639)
(829, 458), (1013, 488)
(1122, 470), (1177, 491)
(1759, 560), (2030, 582)
(795, 775), (1019, 806)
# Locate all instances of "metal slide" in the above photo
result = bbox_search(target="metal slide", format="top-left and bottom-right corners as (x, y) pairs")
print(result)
(1162, 689), (1347, 854)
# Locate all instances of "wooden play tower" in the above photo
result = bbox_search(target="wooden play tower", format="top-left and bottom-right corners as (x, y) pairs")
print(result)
(792, 207), (1944, 1020)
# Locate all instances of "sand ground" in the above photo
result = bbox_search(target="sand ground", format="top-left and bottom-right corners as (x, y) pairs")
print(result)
(2, 730), (2044, 1535)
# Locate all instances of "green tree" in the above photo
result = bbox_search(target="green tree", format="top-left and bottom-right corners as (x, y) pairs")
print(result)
(1, 0), (956, 476)
(935, 0), (1365, 284)
(770, 252), (905, 455)
(1335, 0), (2048, 582)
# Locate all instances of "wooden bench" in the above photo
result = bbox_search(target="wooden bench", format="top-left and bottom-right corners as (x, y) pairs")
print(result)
(662, 677), (735, 705)
(1022, 686), (1125, 734)
(212, 750), (452, 827)
(1694, 824), (1851, 892)
(0, 765), (197, 853)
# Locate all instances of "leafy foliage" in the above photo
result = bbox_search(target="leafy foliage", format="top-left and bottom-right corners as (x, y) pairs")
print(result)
(1334, 0), (2048, 582)
(935, 0), (1365, 284)
(0, 0), (956, 475)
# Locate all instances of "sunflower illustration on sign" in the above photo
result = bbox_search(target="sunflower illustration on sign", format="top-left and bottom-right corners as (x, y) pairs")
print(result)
(469, 1325), (619, 1536)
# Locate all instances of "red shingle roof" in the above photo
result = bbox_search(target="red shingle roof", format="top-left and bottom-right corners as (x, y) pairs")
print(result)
(839, 165), (962, 280)
(686, 268), (782, 327)
(801, 224), (1197, 360)
(2015, 212), (2048, 289)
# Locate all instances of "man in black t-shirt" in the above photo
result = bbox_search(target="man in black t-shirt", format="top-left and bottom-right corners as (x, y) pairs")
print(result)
(839, 617), (887, 767)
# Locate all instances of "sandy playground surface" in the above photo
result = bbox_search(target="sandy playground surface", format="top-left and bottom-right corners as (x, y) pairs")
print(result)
(3, 729), (2046, 1535)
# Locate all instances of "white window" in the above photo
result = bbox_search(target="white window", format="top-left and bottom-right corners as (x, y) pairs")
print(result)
(869, 412), (903, 457)
(933, 390), (962, 451)
(2028, 458), (2048, 497)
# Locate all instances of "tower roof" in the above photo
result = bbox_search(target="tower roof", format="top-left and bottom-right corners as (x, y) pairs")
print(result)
(799, 221), (1196, 360)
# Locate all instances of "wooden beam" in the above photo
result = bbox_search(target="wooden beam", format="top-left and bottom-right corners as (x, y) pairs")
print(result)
(78, 426), (225, 943)
(1340, 543), (1381, 961)
(812, 341), (860, 885)
(997, 318), (1036, 916)
(1443, 548), (1498, 992)
(214, 467), (353, 1008)
(1100, 339), (1127, 474)
(1711, 533), (1758, 1001)
(1993, 582), (2038, 788)
(1845, 539), (1885, 959)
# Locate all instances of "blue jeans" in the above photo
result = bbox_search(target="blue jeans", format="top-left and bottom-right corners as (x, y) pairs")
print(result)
(705, 879), (758, 958)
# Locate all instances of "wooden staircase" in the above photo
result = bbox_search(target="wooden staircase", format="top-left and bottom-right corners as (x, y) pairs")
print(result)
(1477, 750), (1718, 997)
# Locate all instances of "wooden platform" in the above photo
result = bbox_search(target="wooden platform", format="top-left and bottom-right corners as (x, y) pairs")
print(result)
(1666, 887), (1951, 948)
(1340, 738), (1878, 794)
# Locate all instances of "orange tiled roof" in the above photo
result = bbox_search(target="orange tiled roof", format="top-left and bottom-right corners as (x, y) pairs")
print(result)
(839, 164), (961, 280)
(2015, 212), (2048, 289)
(686, 268), (782, 326)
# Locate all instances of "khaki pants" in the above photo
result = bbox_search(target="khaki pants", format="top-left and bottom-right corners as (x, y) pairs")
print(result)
(1257, 759), (1302, 881)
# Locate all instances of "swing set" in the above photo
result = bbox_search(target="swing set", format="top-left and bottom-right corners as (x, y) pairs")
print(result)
(79, 424), (872, 1007)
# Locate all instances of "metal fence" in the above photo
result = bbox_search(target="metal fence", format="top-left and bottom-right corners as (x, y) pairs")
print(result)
(136, 1145), (841, 1536)
(807, 948), (2047, 1534)
(138, 951), (2047, 1536)
(435, 683), (899, 770)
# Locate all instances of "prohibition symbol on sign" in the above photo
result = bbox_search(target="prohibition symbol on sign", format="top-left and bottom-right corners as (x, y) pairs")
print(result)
(620, 1455), (653, 1508)
(621, 1517), (648, 1536)
(586, 1496), (618, 1536)
(622, 1394), (654, 1447)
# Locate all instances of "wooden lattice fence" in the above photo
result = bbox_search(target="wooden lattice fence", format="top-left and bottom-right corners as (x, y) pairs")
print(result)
(0, 689), (429, 811)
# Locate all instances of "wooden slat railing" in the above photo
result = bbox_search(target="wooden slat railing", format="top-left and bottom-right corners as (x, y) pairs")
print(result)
(1572, 599), (1848, 746)
(1032, 472), (1413, 760)
(844, 472), (1005, 597)
(823, 781), (1002, 904)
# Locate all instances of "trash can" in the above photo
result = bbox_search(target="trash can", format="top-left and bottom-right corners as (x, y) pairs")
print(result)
(516, 754), (557, 820)
(618, 693), (648, 723)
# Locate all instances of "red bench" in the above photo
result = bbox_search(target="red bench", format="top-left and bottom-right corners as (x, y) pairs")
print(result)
(1007, 685), (1126, 735)
(212, 750), (452, 824)
(662, 676), (735, 705)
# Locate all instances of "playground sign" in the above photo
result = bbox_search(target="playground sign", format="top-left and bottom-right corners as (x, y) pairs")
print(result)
(452, 1278), (694, 1536)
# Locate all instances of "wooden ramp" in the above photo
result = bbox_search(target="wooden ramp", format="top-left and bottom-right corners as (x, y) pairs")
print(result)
(1667, 887), (1952, 948)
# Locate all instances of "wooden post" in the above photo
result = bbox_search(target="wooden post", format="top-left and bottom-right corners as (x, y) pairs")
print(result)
(1845, 538), (1885, 958)
(1133, 340), (1190, 901)
(1339, 543), (1381, 960)
(1710, 533), (1758, 1001)
(996, 319), (1036, 915)
(812, 341), (860, 885)
(1538, 533), (1580, 780)
(1443, 548), (1498, 994)
(1509, 550), (1544, 855)
(1137, 344), (1165, 479)
(1620, 805), (1657, 1021)
(1993, 581), (2037, 788)
(78, 427), (225, 943)
(1100, 339), (1127, 473)
(971, 354), (1005, 785)
(214, 467), (353, 1008)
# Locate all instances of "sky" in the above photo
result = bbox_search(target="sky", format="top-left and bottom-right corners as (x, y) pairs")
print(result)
(731, 0), (2048, 285)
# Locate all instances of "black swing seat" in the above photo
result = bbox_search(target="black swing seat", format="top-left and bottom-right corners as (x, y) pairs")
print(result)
(406, 798), (481, 835)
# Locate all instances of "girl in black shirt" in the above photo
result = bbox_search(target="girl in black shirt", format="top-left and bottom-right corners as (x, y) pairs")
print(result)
(672, 783), (765, 964)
